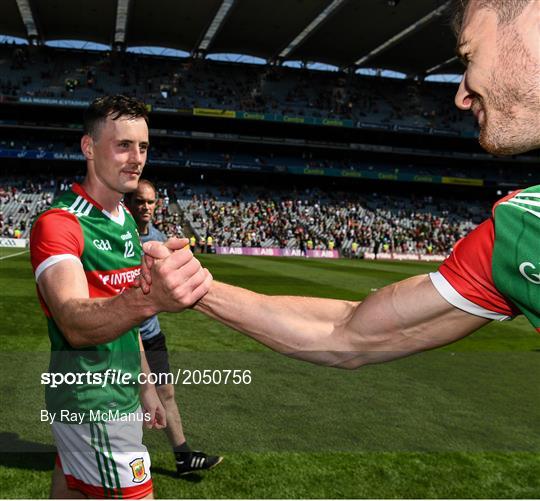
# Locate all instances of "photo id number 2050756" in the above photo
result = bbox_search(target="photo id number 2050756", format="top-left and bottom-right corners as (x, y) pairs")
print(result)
(178, 369), (252, 385)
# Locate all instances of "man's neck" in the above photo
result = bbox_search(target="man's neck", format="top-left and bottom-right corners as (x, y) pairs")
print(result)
(138, 222), (150, 235)
(81, 177), (122, 215)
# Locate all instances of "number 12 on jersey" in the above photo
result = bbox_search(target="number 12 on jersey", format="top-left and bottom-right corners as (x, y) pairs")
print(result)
(124, 240), (135, 258)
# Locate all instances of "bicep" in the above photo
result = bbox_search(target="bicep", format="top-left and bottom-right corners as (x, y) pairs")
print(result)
(343, 274), (491, 366)
(37, 259), (89, 320)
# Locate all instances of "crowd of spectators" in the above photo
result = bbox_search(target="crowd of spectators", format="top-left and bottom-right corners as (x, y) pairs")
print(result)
(149, 185), (186, 237)
(0, 177), (58, 238)
(180, 185), (486, 256)
(0, 43), (475, 135)
(1, 174), (486, 258)
(0, 176), (183, 239)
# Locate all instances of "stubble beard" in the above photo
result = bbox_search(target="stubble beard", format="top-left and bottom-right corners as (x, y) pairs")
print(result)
(479, 26), (540, 156)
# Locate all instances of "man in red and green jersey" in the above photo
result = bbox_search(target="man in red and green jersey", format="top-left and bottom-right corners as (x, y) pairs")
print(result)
(433, 187), (540, 329)
(142, 0), (540, 370)
(32, 183), (144, 417)
(31, 95), (212, 499)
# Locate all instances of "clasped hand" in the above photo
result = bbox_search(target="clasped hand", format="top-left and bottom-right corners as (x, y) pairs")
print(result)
(137, 237), (212, 311)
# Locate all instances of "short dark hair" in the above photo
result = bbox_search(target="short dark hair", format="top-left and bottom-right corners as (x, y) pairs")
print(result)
(124, 179), (157, 204)
(83, 95), (149, 139)
(451, 0), (531, 36)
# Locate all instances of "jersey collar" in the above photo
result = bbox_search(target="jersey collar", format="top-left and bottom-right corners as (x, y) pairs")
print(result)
(72, 183), (105, 211)
(72, 183), (126, 226)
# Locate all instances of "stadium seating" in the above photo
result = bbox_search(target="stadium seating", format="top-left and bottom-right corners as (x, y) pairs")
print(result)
(3, 135), (539, 186)
(0, 43), (475, 135)
(0, 42), (498, 253)
(1, 174), (485, 255)
(176, 183), (485, 255)
(0, 178), (57, 238)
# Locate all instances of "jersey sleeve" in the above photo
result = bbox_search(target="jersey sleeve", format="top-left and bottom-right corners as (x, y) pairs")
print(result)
(30, 209), (85, 282)
(429, 218), (519, 321)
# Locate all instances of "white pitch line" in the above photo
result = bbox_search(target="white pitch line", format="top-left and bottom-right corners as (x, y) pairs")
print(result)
(0, 249), (29, 260)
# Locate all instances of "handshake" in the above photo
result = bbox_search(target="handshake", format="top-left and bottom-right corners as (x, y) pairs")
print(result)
(136, 237), (213, 313)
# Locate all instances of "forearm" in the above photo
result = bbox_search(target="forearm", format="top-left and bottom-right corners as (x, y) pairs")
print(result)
(139, 335), (151, 376)
(194, 281), (360, 366)
(55, 287), (156, 348)
(138, 334), (165, 428)
(139, 335), (155, 391)
(39, 242), (211, 349)
(194, 276), (490, 369)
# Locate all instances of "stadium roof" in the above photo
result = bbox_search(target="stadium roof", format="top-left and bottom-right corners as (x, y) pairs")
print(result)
(2, 0), (462, 76)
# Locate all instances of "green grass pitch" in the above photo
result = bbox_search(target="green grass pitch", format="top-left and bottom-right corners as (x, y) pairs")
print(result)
(1, 249), (539, 498)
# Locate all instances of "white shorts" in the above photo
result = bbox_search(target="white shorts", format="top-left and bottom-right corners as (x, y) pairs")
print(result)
(52, 408), (152, 499)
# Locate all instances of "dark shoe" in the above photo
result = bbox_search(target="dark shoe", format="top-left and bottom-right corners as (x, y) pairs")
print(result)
(176, 451), (223, 476)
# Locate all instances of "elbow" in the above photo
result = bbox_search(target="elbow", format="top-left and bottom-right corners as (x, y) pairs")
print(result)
(334, 357), (369, 370)
(59, 324), (89, 349)
(343, 359), (368, 370)
(332, 327), (398, 369)
(65, 333), (87, 349)
(53, 309), (94, 348)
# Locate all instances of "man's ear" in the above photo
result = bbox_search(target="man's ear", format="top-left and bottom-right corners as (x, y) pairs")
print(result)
(81, 135), (94, 160)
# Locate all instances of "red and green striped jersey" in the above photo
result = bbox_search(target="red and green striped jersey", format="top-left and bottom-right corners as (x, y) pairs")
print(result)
(30, 183), (143, 419)
(430, 188), (540, 330)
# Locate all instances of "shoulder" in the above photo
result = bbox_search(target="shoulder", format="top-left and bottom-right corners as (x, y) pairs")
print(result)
(30, 208), (85, 276)
(49, 188), (86, 211)
(433, 218), (518, 320)
(122, 206), (138, 230)
(492, 188), (527, 217)
(31, 208), (82, 239)
(150, 225), (167, 242)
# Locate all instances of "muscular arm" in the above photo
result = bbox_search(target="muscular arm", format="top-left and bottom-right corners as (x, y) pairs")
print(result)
(194, 275), (490, 368)
(37, 260), (155, 348)
(37, 247), (211, 348)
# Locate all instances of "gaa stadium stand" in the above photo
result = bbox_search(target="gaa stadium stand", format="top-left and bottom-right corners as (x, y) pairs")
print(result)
(2, 135), (539, 187)
(1, 175), (486, 255)
(0, 176), (182, 240)
(0, 44), (476, 136)
(0, 178), (56, 238)
(176, 184), (486, 255)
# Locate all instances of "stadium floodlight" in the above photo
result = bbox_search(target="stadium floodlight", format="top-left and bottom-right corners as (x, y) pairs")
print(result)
(278, 0), (348, 59)
(354, 0), (451, 67)
(15, 0), (38, 40)
(197, 0), (236, 53)
(114, 0), (131, 46)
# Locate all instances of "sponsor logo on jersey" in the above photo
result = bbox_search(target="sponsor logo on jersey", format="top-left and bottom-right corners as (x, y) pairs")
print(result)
(129, 458), (147, 483)
(93, 239), (112, 251)
(518, 262), (540, 284)
(99, 268), (140, 286)
(121, 231), (133, 241)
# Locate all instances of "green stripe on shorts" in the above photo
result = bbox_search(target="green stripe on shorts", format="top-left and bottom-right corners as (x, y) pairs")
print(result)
(94, 422), (115, 497)
(90, 422), (111, 497)
(101, 422), (123, 498)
